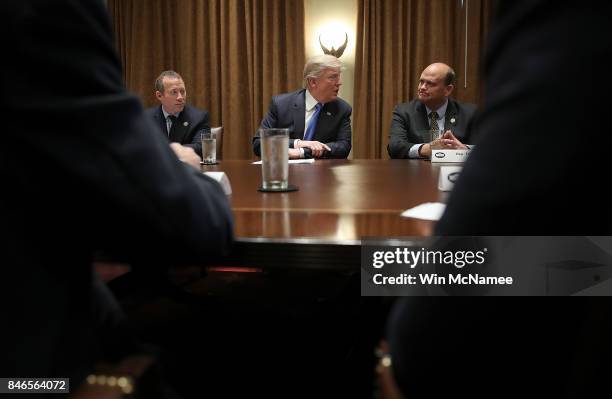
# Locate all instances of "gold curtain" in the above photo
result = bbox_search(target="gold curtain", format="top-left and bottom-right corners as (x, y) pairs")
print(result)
(107, 0), (305, 160)
(353, 0), (493, 159)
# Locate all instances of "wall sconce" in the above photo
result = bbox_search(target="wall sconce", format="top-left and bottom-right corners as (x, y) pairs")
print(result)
(319, 32), (348, 58)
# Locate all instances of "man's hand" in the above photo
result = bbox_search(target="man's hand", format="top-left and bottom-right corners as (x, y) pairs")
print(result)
(440, 130), (467, 149)
(288, 148), (302, 159)
(296, 140), (331, 158)
(170, 143), (201, 170)
(419, 130), (467, 158)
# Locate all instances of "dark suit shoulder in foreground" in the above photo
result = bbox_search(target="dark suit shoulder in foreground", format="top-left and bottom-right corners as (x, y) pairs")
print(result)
(388, 2), (612, 399)
(1, 0), (232, 385)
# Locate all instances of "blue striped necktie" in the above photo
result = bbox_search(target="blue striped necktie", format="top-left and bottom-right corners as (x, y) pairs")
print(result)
(304, 103), (322, 141)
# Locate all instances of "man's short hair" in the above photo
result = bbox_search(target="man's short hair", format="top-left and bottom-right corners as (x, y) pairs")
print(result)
(155, 70), (183, 93)
(444, 67), (456, 86)
(303, 55), (344, 87)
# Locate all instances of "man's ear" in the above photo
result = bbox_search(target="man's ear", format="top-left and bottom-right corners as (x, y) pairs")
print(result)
(155, 91), (163, 100)
(445, 84), (454, 97)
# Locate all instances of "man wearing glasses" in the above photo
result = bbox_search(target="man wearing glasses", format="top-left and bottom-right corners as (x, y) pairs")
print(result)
(388, 62), (477, 159)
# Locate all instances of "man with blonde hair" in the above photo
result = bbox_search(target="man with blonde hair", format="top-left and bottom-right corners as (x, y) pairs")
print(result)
(253, 54), (352, 159)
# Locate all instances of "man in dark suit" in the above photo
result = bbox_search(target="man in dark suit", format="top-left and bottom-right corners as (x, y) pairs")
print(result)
(388, 63), (477, 159)
(145, 70), (211, 157)
(385, 2), (612, 398)
(253, 54), (352, 159)
(1, 0), (233, 393)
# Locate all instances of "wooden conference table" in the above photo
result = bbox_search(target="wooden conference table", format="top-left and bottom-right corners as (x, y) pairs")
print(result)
(202, 159), (447, 270)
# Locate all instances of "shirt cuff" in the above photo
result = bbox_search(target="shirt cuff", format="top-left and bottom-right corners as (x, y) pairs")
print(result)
(293, 139), (306, 158)
(409, 144), (423, 159)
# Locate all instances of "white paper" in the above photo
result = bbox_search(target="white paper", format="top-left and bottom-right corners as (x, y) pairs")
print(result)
(438, 166), (463, 191)
(252, 158), (315, 165)
(202, 171), (232, 195)
(401, 202), (446, 221)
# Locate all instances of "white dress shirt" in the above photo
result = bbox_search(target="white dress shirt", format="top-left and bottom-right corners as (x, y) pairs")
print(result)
(293, 89), (321, 158)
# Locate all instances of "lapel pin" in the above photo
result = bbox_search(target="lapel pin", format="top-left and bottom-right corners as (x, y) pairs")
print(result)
(183, 121), (189, 127)
(326, 112), (331, 116)
(450, 117), (456, 124)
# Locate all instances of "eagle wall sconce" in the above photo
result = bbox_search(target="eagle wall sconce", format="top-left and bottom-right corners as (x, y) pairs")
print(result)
(319, 32), (348, 58)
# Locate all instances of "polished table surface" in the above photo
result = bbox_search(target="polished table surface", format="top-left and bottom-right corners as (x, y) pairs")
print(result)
(202, 159), (446, 242)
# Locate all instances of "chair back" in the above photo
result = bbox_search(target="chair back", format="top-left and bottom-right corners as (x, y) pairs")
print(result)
(211, 126), (223, 160)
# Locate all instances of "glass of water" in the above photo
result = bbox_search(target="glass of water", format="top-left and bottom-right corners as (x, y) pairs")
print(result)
(201, 131), (216, 164)
(259, 128), (289, 190)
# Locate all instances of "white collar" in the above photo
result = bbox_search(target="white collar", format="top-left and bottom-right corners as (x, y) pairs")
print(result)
(162, 106), (180, 119)
(305, 89), (320, 112)
(425, 98), (449, 118)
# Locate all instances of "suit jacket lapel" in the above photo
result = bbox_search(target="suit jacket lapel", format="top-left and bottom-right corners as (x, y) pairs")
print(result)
(416, 102), (430, 132)
(156, 106), (169, 136)
(170, 109), (190, 143)
(314, 103), (333, 141)
(444, 99), (458, 131)
(292, 90), (306, 139)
